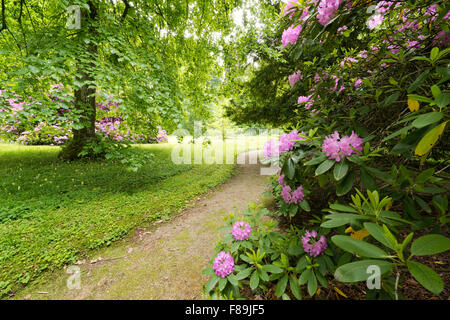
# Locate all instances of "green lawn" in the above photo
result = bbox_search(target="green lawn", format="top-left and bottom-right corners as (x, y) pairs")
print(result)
(0, 143), (241, 297)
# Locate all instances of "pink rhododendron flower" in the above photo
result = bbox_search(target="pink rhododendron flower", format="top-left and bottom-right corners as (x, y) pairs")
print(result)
(282, 24), (302, 47)
(278, 173), (285, 186)
(282, 0), (299, 18)
(213, 251), (235, 278)
(279, 129), (305, 153)
(322, 131), (363, 162)
(263, 139), (280, 158)
(281, 185), (304, 204)
(354, 78), (363, 87)
(289, 71), (303, 87)
(302, 230), (327, 257)
(317, 0), (342, 26)
(368, 13), (384, 30)
(232, 221), (252, 241)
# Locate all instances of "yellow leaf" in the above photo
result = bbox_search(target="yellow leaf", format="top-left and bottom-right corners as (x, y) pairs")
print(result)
(414, 121), (448, 156)
(345, 226), (354, 234)
(408, 99), (420, 112)
(334, 286), (348, 299)
(316, 288), (321, 295)
(350, 228), (370, 241)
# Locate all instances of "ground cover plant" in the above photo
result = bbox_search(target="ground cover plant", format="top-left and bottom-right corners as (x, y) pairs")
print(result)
(0, 143), (237, 297)
(205, 0), (450, 300)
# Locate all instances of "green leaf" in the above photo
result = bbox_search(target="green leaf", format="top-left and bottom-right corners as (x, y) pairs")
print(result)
(218, 277), (227, 291)
(406, 260), (443, 295)
(334, 161), (349, 181)
(360, 168), (378, 192)
(435, 92), (450, 108)
(205, 276), (219, 292)
(315, 159), (335, 176)
(304, 155), (327, 166)
(250, 270), (259, 290)
(331, 235), (389, 258)
(329, 203), (358, 213)
(299, 268), (311, 285)
(321, 213), (369, 228)
(415, 121), (448, 156)
(227, 274), (238, 286)
(289, 275), (302, 300)
(336, 170), (355, 196)
(363, 222), (394, 250)
(415, 168), (435, 184)
(410, 234), (450, 256)
(411, 112), (443, 128)
(235, 267), (253, 280)
(275, 274), (289, 298)
(307, 271), (317, 297)
(335, 260), (393, 282)
(202, 267), (214, 275)
(285, 158), (296, 179)
(261, 264), (283, 274)
(407, 70), (430, 93)
(299, 199), (311, 212)
(382, 91), (401, 107)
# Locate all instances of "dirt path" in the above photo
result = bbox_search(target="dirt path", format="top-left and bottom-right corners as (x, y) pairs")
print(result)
(17, 151), (268, 300)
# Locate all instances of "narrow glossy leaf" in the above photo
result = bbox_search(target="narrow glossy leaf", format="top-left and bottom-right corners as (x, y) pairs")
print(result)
(331, 235), (389, 258)
(360, 168), (378, 191)
(205, 276), (219, 292)
(329, 203), (358, 213)
(218, 277), (227, 291)
(410, 234), (450, 256)
(407, 70), (430, 93)
(414, 121), (447, 156)
(261, 264), (283, 274)
(411, 112), (443, 128)
(307, 271), (318, 297)
(235, 267), (253, 280)
(315, 159), (335, 176)
(250, 270), (259, 290)
(363, 222), (394, 249)
(275, 274), (288, 297)
(407, 261), (443, 295)
(336, 170), (355, 196)
(415, 168), (435, 184)
(334, 161), (349, 181)
(289, 275), (302, 300)
(299, 199), (310, 212)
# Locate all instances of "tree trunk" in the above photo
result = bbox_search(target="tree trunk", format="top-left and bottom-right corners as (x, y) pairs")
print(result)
(60, 2), (98, 160)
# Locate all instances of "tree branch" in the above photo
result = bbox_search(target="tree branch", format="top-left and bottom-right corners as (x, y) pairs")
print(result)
(0, 0), (6, 33)
(121, 0), (130, 21)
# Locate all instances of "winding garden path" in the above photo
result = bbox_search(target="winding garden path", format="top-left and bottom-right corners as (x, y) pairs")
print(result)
(18, 151), (267, 300)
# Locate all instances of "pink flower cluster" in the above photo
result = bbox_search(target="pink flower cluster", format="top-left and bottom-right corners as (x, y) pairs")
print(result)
(302, 230), (327, 257)
(263, 129), (305, 158)
(156, 126), (168, 143)
(213, 251), (235, 278)
(322, 131), (363, 162)
(232, 221), (252, 241)
(317, 0), (342, 26)
(281, 185), (304, 204)
(279, 129), (305, 153)
(263, 139), (280, 158)
(288, 71), (303, 87)
(282, 24), (302, 47)
(282, 0), (299, 18)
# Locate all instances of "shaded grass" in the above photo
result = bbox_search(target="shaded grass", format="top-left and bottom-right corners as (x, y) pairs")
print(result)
(0, 143), (237, 297)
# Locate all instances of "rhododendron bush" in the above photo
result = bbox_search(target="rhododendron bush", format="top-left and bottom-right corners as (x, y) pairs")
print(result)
(0, 86), (167, 146)
(206, 0), (449, 300)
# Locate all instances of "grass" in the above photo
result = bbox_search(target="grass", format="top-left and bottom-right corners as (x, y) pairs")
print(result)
(0, 142), (244, 297)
